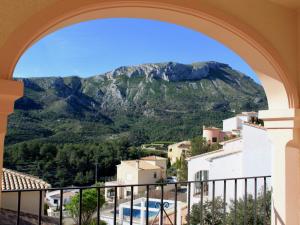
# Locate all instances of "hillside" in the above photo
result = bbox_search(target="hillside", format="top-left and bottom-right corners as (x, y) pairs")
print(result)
(6, 61), (267, 146)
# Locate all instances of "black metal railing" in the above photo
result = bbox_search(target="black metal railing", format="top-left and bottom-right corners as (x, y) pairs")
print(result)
(2, 175), (271, 225)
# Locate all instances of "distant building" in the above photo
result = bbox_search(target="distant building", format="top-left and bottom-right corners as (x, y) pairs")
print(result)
(46, 189), (78, 218)
(1, 168), (50, 215)
(105, 156), (167, 202)
(222, 111), (258, 135)
(167, 141), (191, 165)
(188, 112), (271, 205)
(202, 126), (226, 144)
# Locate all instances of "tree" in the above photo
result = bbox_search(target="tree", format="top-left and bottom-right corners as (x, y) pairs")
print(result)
(226, 191), (271, 225)
(189, 191), (271, 225)
(176, 156), (188, 181)
(66, 188), (105, 225)
(191, 136), (220, 156)
(190, 197), (225, 225)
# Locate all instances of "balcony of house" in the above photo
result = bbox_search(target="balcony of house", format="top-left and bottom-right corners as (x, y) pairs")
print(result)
(0, 175), (271, 225)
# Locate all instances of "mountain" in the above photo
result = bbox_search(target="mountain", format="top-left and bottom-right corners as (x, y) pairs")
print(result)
(6, 61), (267, 145)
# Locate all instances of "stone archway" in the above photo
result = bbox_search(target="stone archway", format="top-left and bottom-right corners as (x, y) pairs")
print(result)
(0, 1), (299, 224)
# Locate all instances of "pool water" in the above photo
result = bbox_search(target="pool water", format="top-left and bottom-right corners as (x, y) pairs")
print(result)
(122, 208), (157, 218)
(122, 200), (174, 218)
(134, 200), (173, 208)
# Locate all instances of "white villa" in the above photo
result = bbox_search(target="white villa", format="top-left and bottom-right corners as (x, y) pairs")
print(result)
(187, 112), (272, 205)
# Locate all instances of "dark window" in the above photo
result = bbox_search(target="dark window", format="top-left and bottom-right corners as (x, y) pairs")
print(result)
(108, 189), (115, 197)
(212, 137), (218, 143)
(154, 172), (157, 178)
(194, 170), (209, 196)
(54, 199), (58, 204)
(126, 190), (131, 196)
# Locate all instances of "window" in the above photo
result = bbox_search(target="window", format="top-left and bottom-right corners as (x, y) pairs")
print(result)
(54, 199), (58, 204)
(194, 170), (209, 196)
(154, 172), (157, 178)
(212, 137), (218, 143)
(108, 189), (115, 197)
(126, 190), (131, 196)
(169, 148), (172, 152)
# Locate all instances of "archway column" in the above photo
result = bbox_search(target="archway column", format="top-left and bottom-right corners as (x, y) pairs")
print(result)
(0, 79), (23, 205)
(259, 109), (300, 225)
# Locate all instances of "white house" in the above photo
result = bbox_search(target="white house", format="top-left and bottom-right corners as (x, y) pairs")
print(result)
(46, 189), (79, 218)
(222, 111), (258, 135)
(188, 113), (272, 206)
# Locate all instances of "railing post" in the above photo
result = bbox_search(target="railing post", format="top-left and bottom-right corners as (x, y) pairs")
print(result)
(160, 184), (164, 225)
(17, 191), (21, 225)
(60, 189), (63, 225)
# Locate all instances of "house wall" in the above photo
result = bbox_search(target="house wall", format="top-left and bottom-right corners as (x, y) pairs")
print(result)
(223, 117), (238, 132)
(242, 124), (272, 177)
(188, 157), (210, 205)
(147, 159), (167, 171)
(208, 152), (243, 203)
(223, 115), (251, 132)
(168, 143), (189, 164)
(1, 191), (45, 215)
(189, 124), (272, 206)
(117, 163), (139, 185)
(222, 139), (243, 151)
(203, 129), (222, 143)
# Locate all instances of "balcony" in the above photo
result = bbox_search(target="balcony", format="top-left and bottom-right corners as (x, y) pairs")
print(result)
(0, 175), (271, 225)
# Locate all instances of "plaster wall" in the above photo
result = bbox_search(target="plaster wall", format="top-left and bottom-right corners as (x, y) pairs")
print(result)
(1, 191), (45, 216)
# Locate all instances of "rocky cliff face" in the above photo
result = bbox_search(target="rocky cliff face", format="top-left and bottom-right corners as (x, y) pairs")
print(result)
(7, 61), (267, 145)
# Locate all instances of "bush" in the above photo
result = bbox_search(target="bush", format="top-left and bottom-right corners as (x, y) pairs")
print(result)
(66, 188), (105, 225)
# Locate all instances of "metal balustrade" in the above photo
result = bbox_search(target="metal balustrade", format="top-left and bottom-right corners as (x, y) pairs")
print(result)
(2, 175), (271, 225)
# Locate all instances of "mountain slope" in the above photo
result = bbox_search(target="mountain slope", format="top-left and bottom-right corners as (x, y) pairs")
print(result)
(6, 61), (267, 145)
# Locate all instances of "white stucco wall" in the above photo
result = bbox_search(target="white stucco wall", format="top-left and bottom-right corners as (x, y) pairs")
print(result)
(222, 115), (251, 133)
(241, 124), (272, 177)
(188, 156), (210, 205)
(223, 117), (238, 132)
(207, 152), (243, 202)
(188, 122), (272, 206)
(222, 139), (243, 151)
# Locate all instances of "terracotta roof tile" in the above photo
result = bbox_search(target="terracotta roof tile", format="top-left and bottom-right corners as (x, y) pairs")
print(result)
(2, 168), (51, 191)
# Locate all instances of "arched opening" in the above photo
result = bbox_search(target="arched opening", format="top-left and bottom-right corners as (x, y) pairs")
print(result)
(0, 1), (298, 224)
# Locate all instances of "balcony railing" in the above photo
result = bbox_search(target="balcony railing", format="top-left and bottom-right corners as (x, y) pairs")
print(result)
(1, 175), (271, 225)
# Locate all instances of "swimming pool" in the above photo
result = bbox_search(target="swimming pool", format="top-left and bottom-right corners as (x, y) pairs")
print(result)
(134, 200), (173, 209)
(122, 207), (157, 218)
(120, 198), (175, 219)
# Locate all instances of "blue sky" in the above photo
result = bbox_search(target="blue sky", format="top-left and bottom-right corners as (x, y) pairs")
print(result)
(14, 18), (260, 83)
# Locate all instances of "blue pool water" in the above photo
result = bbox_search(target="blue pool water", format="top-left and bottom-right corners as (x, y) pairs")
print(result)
(122, 200), (174, 219)
(134, 200), (173, 208)
(122, 208), (157, 218)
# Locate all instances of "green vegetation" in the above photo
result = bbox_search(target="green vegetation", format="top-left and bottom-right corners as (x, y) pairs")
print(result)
(175, 156), (188, 181)
(190, 191), (271, 225)
(4, 138), (166, 187)
(191, 136), (221, 156)
(4, 61), (267, 186)
(66, 188), (105, 225)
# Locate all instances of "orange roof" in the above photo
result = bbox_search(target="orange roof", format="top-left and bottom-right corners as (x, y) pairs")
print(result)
(2, 168), (50, 191)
